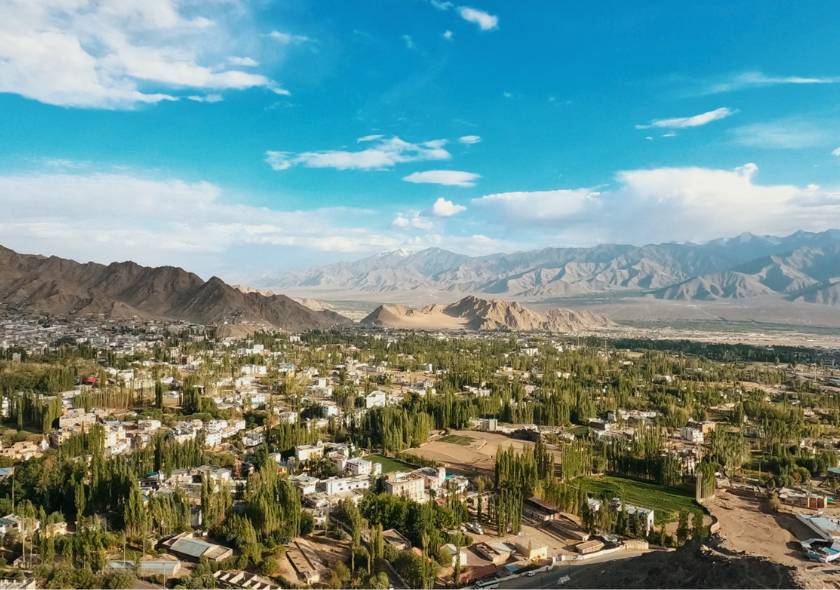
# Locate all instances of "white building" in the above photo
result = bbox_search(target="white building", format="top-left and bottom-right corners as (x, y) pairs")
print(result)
(365, 391), (387, 409)
(295, 442), (324, 462)
(323, 475), (370, 495)
(680, 427), (704, 444)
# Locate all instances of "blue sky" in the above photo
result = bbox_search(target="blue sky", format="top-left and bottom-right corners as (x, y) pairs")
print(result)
(1, 0), (839, 281)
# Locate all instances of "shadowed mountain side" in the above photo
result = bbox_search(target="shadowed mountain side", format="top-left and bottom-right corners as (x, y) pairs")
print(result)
(0, 245), (350, 331)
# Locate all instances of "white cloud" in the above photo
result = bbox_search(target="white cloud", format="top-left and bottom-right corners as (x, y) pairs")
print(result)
(432, 197), (466, 217)
(0, 170), (410, 275)
(458, 7), (498, 30)
(402, 34), (415, 50)
(228, 56), (258, 67)
(701, 70), (840, 94)
(459, 135), (481, 144)
(266, 136), (451, 171)
(443, 30), (454, 41)
(636, 107), (734, 130)
(473, 188), (599, 225)
(392, 212), (434, 230)
(472, 163), (840, 244)
(0, 0), (279, 109)
(730, 118), (833, 149)
(268, 31), (310, 45)
(403, 170), (480, 187)
(270, 87), (291, 96)
(187, 94), (223, 103)
(431, 0), (455, 10)
(832, 147), (840, 157)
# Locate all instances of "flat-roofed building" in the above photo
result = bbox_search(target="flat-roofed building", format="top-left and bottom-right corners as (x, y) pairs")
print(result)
(161, 532), (233, 562)
(383, 473), (426, 503)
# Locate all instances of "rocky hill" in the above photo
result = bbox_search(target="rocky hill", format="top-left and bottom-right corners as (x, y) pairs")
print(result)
(0, 245), (350, 331)
(360, 295), (613, 332)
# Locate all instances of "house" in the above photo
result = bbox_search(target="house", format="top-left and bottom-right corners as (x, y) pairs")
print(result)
(441, 543), (469, 567)
(0, 514), (39, 536)
(286, 543), (321, 585)
(524, 496), (560, 522)
(295, 442), (324, 462)
(213, 570), (280, 590)
(797, 514), (840, 543)
(292, 475), (319, 496)
(574, 539), (604, 554)
(161, 533), (234, 562)
(513, 539), (549, 561)
(382, 528), (412, 551)
(477, 418), (498, 432)
(365, 390), (387, 409)
(680, 427), (704, 443)
(384, 473), (426, 503)
(322, 475), (370, 496)
(472, 542), (512, 566)
(346, 457), (377, 476)
(780, 489), (828, 510)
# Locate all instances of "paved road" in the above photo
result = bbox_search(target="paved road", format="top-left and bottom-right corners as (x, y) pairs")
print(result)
(499, 551), (644, 589)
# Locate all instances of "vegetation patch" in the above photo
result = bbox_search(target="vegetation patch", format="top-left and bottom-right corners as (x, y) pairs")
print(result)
(439, 434), (474, 446)
(367, 453), (417, 474)
(577, 475), (699, 523)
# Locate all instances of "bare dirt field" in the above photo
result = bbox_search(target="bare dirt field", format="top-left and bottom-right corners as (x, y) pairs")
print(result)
(406, 430), (549, 474)
(707, 489), (840, 589)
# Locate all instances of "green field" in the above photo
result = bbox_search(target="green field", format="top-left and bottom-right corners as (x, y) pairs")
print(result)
(439, 434), (474, 446)
(578, 475), (699, 523)
(367, 454), (417, 474)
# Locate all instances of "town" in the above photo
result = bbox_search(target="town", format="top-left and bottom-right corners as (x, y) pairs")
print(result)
(0, 317), (838, 589)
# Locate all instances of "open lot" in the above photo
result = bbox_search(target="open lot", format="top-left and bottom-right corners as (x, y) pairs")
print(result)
(406, 430), (547, 474)
(708, 488), (840, 589)
(578, 475), (699, 523)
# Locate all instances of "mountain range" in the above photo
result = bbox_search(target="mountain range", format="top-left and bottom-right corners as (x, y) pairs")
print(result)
(0, 245), (350, 331)
(360, 296), (614, 332)
(269, 230), (840, 305)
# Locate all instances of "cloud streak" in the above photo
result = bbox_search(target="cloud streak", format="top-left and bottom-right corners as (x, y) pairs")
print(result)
(403, 170), (480, 187)
(636, 107), (735, 130)
(266, 136), (451, 171)
(699, 71), (840, 95)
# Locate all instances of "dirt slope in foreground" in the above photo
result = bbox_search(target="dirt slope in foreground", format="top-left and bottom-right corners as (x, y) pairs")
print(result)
(569, 540), (801, 589)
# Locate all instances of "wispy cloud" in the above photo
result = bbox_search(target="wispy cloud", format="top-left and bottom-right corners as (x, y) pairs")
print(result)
(268, 31), (311, 45)
(403, 170), (479, 187)
(459, 6), (499, 30)
(459, 135), (481, 144)
(227, 56), (258, 67)
(699, 71), (840, 95)
(266, 136), (451, 171)
(393, 212), (434, 230)
(636, 107), (735, 130)
(432, 197), (467, 217)
(832, 147), (840, 157)
(0, 0), (282, 109)
(730, 117), (834, 149)
(442, 30), (454, 41)
(402, 34), (416, 50)
(187, 94), (224, 103)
